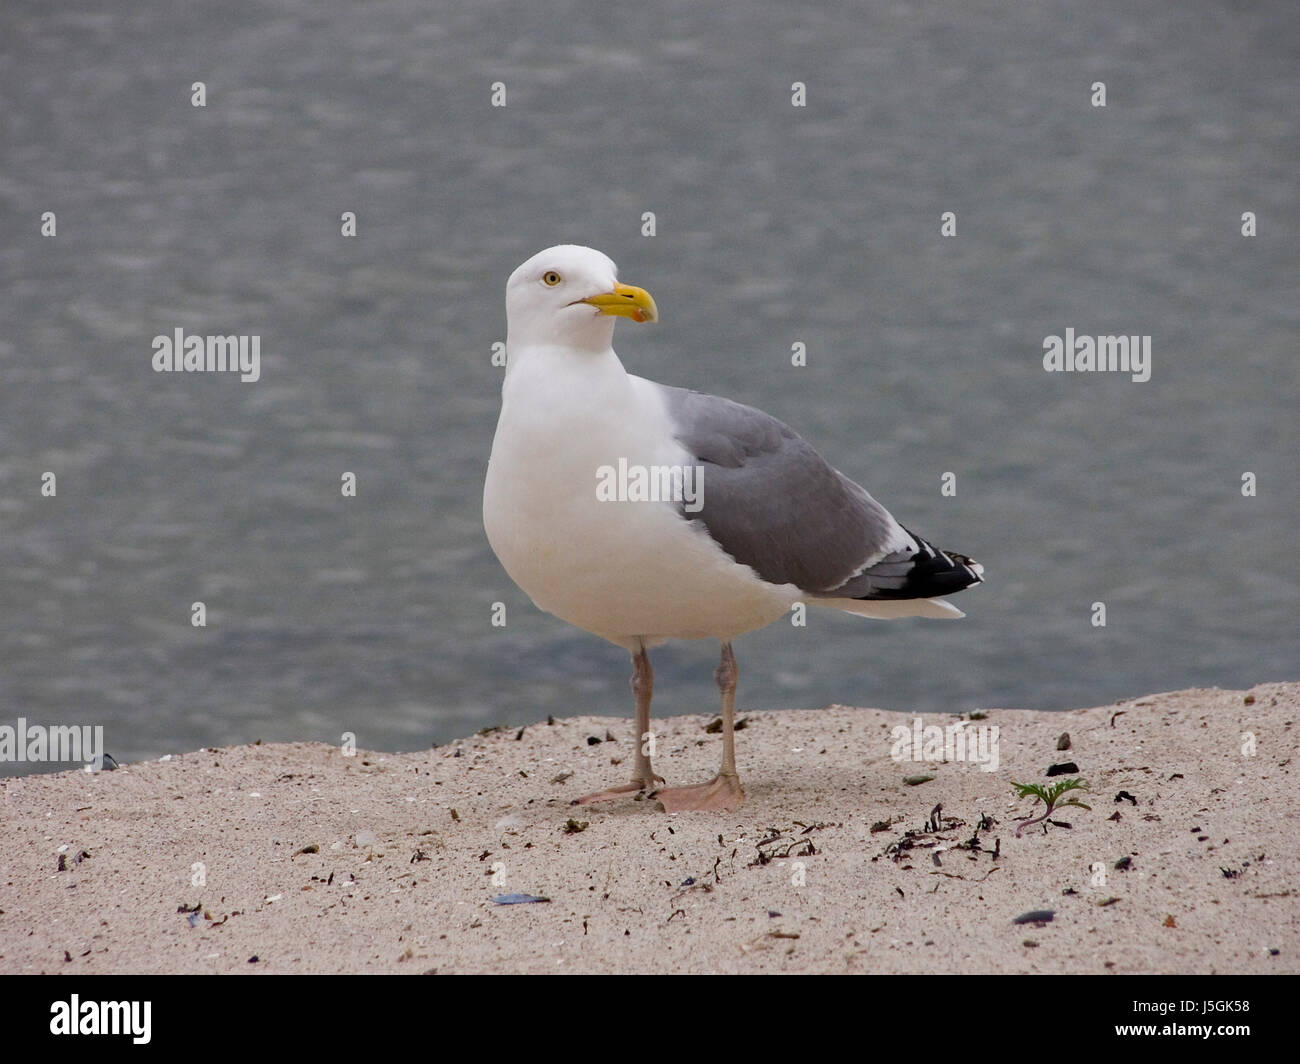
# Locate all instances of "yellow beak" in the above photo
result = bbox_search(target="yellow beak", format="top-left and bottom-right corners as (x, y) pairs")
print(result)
(581, 282), (658, 324)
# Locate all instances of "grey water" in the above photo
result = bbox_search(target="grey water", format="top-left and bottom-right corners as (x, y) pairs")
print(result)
(1, 1), (1296, 776)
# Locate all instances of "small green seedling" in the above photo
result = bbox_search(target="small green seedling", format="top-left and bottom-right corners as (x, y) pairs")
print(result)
(1011, 778), (1091, 837)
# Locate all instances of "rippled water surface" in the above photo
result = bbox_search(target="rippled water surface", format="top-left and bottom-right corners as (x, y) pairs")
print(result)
(1, 1), (1296, 773)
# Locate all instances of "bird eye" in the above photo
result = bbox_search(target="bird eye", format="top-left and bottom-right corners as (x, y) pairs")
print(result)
(542, 271), (562, 287)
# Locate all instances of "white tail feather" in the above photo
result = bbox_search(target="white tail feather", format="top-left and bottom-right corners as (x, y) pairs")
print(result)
(814, 596), (965, 620)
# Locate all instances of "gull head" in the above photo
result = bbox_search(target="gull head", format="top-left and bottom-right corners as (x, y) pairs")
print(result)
(505, 245), (658, 352)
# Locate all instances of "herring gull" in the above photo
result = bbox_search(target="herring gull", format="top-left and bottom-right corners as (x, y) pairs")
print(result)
(483, 245), (983, 812)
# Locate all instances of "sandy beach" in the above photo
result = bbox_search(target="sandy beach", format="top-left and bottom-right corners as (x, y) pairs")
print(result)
(1, 682), (1295, 974)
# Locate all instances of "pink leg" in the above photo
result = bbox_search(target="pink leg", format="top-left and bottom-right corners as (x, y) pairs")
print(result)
(654, 642), (744, 813)
(574, 646), (665, 805)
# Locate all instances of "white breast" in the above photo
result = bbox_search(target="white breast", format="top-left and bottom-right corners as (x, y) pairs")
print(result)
(483, 349), (795, 648)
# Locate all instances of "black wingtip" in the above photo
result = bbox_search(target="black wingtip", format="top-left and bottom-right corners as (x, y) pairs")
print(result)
(858, 527), (984, 602)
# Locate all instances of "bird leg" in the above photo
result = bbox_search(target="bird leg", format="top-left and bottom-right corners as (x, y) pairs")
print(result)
(574, 646), (664, 804)
(654, 642), (744, 813)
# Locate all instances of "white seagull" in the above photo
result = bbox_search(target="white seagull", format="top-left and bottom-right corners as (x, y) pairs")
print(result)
(483, 245), (983, 812)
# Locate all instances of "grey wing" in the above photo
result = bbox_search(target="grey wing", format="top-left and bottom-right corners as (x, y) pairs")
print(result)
(658, 384), (915, 594)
